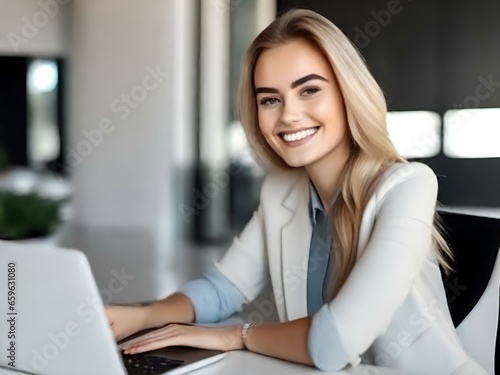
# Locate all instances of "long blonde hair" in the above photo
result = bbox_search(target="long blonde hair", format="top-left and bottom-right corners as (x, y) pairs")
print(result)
(237, 8), (454, 298)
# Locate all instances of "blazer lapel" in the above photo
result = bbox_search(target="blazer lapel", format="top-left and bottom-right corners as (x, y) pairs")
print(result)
(280, 171), (311, 321)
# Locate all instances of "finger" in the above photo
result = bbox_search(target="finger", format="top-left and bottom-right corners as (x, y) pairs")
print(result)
(124, 326), (193, 350)
(121, 325), (184, 348)
(124, 334), (182, 355)
(120, 332), (158, 348)
(121, 328), (178, 349)
(120, 335), (157, 348)
(124, 327), (214, 354)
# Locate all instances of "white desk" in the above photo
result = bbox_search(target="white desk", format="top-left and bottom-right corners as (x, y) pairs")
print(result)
(194, 351), (406, 375)
(0, 351), (405, 375)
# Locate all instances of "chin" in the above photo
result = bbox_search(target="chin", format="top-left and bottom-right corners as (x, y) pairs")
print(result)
(283, 161), (307, 168)
(281, 155), (320, 168)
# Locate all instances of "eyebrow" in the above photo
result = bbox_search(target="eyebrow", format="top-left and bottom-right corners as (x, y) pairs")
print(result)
(255, 73), (328, 95)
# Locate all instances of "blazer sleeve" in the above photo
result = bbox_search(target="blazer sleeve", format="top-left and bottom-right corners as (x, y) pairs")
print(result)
(212, 203), (269, 303)
(308, 163), (439, 371)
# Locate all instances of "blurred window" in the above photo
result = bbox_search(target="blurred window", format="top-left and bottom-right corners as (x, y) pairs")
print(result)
(27, 59), (61, 170)
(443, 108), (500, 158)
(386, 111), (441, 158)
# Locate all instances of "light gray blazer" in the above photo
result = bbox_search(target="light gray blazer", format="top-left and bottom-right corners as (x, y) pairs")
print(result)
(213, 161), (487, 374)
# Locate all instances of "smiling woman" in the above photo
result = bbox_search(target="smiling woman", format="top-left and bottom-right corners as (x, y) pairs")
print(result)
(106, 8), (488, 375)
(253, 40), (351, 184)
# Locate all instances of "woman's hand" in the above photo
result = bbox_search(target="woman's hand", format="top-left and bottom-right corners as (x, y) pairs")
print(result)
(120, 324), (245, 354)
(105, 305), (148, 342)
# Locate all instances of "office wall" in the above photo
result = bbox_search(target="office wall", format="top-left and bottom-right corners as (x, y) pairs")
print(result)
(0, 0), (69, 57)
(67, 0), (176, 236)
(62, 0), (199, 302)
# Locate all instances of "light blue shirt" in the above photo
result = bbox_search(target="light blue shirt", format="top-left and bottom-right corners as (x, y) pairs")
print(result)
(179, 182), (343, 369)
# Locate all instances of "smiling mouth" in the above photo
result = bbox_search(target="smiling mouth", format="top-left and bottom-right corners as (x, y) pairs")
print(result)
(279, 126), (320, 142)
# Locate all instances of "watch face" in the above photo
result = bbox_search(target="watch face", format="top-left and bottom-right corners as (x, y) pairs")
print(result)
(242, 323), (254, 339)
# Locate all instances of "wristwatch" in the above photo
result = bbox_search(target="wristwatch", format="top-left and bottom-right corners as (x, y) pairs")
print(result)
(241, 323), (254, 348)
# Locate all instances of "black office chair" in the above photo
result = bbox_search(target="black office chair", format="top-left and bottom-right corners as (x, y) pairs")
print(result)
(438, 210), (500, 375)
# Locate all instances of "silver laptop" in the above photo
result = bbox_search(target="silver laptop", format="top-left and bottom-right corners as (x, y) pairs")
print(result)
(0, 240), (226, 375)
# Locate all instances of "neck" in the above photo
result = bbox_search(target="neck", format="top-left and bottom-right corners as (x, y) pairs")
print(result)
(304, 139), (352, 212)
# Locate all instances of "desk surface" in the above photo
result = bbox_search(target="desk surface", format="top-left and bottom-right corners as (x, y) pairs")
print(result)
(0, 351), (405, 375)
(193, 351), (406, 375)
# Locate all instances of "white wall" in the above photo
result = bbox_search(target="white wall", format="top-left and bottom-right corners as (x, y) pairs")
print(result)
(0, 0), (195, 302)
(63, 0), (199, 301)
(197, 0), (231, 239)
(67, 0), (176, 236)
(171, 0), (198, 240)
(0, 0), (69, 56)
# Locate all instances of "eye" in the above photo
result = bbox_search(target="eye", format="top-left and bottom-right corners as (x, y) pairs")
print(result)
(259, 97), (280, 106)
(301, 86), (320, 96)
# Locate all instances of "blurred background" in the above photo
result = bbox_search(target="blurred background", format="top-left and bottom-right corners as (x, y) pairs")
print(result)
(0, 0), (499, 312)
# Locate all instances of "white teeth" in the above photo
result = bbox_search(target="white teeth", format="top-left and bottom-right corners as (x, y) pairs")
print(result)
(282, 127), (318, 142)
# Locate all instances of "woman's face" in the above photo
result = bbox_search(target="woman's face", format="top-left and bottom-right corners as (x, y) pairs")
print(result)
(254, 39), (351, 169)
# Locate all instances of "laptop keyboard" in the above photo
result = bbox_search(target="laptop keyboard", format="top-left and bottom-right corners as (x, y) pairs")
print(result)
(121, 352), (185, 375)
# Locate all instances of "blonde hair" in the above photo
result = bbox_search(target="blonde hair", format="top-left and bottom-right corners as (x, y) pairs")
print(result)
(237, 8), (454, 298)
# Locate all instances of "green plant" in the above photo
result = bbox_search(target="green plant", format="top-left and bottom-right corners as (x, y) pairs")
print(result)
(0, 191), (65, 240)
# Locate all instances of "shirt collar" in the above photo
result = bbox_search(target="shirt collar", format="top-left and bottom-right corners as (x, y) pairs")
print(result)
(309, 181), (340, 225)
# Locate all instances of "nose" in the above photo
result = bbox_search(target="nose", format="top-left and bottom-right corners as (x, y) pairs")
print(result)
(279, 99), (303, 125)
